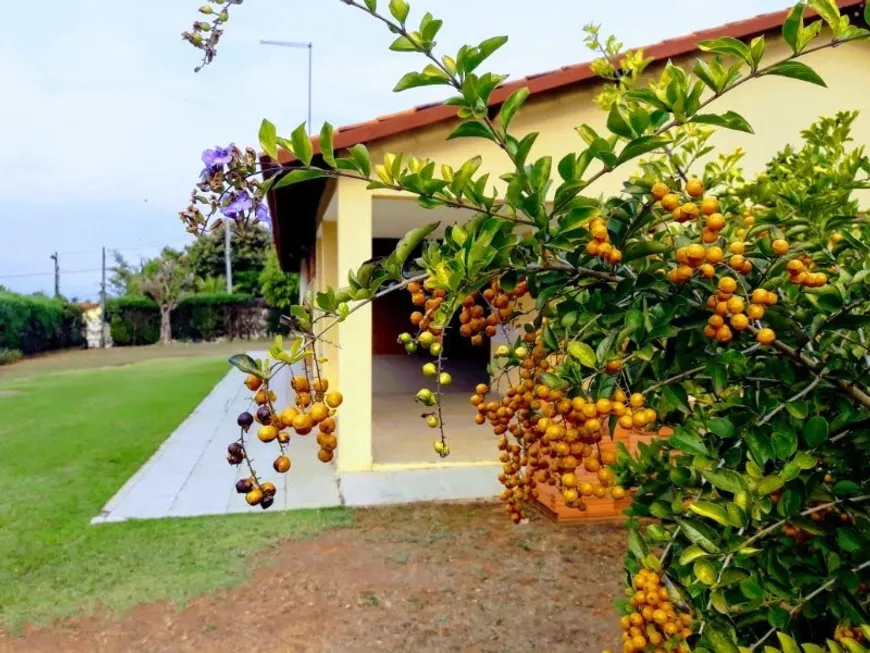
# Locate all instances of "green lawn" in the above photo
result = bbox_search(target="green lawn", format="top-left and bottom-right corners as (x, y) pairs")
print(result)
(0, 356), (351, 630)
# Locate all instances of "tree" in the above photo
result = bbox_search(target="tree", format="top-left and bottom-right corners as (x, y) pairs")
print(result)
(183, 1), (870, 650)
(259, 250), (299, 312)
(141, 255), (193, 344)
(185, 224), (272, 295)
(108, 251), (145, 297)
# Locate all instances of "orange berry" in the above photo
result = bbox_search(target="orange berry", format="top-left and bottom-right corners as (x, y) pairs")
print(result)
(708, 315), (724, 328)
(729, 254), (745, 269)
(747, 303), (765, 320)
(700, 197), (719, 215)
(686, 178), (704, 197)
(651, 182), (670, 200)
(715, 325), (733, 343)
(661, 193), (680, 211)
(787, 259), (804, 275)
(718, 277), (737, 293)
(702, 325), (717, 338)
(726, 297), (745, 314)
(706, 213), (725, 232)
(772, 239), (789, 255)
(681, 202), (699, 219)
(699, 263), (715, 278)
(757, 328), (776, 345)
(706, 246), (724, 264)
(729, 241), (745, 255)
(702, 228), (719, 243)
(686, 244), (705, 261)
(586, 240), (600, 255)
(730, 313), (749, 331)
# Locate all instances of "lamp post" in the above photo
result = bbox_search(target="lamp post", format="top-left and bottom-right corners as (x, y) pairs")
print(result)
(259, 40), (313, 134)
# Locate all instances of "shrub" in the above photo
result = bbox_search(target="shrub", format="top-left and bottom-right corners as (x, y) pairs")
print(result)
(106, 293), (262, 345)
(0, 348), (22, 366)
(185, 1), (870, 651)
(0, 291), (84, 355)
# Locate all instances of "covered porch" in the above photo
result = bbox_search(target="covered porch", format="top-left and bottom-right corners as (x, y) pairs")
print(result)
(274, 174), (510, 473)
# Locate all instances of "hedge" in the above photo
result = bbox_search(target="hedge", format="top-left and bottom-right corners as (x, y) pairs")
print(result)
(0, 292), (85, 355)
(106, 293), (265, 345)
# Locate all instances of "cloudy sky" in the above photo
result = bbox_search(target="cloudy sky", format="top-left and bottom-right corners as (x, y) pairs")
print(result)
(0, 0), (793, 299)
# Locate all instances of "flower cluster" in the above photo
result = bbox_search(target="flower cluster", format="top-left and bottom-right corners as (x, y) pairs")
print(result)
(182, 1), (243, 72)
(178, 144), (270, 235)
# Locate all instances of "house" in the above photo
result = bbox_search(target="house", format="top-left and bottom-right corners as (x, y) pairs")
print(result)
(265, 1), (870, 484)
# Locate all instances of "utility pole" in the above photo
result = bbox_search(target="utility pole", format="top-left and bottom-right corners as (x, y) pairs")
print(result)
(50, 252), (59, 297)
(260, 40), (313, 134)
(100, 247), (107, 348)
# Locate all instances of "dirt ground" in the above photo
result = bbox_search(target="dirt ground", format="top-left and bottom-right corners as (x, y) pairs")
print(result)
(1, 503), (627, 653)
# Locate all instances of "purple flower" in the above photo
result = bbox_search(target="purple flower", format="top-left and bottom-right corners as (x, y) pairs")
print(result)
(220, 191), (253, 219)
(255, 202), (271, 227)
(202, 145), (234, 169)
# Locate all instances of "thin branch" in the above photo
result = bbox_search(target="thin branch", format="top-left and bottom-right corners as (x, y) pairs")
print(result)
(757, 376), (823, 426)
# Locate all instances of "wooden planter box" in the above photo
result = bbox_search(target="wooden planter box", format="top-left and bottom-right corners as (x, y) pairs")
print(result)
(532, 425), (672, 525)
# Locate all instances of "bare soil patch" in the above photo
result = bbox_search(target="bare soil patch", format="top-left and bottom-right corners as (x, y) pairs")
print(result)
(1, 503), (627, 653)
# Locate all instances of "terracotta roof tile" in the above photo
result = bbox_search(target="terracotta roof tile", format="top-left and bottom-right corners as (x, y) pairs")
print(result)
(276, 0), (864, 163)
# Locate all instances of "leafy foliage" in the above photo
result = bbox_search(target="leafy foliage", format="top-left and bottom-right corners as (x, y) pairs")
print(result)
(186, 224), (274, 295)
(182, 1), (870, 649)
(0, 291), (84, 355)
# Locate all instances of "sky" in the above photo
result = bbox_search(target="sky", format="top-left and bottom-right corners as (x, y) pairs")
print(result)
(0, 0), (795, 300)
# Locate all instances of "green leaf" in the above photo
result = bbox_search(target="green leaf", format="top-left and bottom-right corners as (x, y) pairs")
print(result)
(607, 103), (634, 139)
(617, 135), (670, 165)
(833, 480), (861, 496)
(228, 354), (261, 376)
(320, 123), (336, 168)
(258, 119), (278, 161)
(777, 632), (802, 653)
(691, 111), (754, 134)
(348, 144), (372, 178)
(727, 503), (748, 528)
(388, 0), (409, 23)
(364, 0), (377, 10)
(764, 60), (826, 87)
(567, 341), (597, 368)
(447, 120), (496, 141)
(698, 36), (752, 65)
(838, 529), (863, 552)
(389, 35), (418, 52)
(755, 475), (785, 496)
(679, 544), (710, 565)
(772, 430), (798, 460)
(627, 528), (650, 560)
(675, 517), (721, 553)
(705, 622), (740, 653)
(783, 3), (804, 53)
(804, 415), (829, 447)
(689, 501), (733, 527)
(497, 87), (529, 132)
(291, 122), (313, 166)
(273, 168), (328, 189)
(540, 372), (568, 391)
(749, 36), (766, 70)
(809, 0), (841, 36)
(694, 558), (718, 585)
(740, 577), (763, 600)
(702, 469), (748, 494)
(794, 451), (817, 470)
(625, 89), (670, 111)
(866, 1), (870, 28)
(670, 429), (709, 457)
(622, 240), (671, 263)
(707, 418), (735, 438)
(777, 488), (802, 517)
(393, 70), (449, 92)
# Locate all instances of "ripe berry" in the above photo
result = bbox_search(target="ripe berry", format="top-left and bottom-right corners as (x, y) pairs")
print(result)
(260, 495), (274, 510)
(235, 478), (253, 494)
(757, 328), (776, 345)
(772, 239), (789, 255)
(244, 374), (263, 391)
(686, 178), (704, 197)
(237, 412), (254, 430)
(273, 455), (291, 473)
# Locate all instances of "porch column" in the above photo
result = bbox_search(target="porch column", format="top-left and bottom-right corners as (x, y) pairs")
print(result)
(335, 177), (373, 472)
(318, 222), (339, 392)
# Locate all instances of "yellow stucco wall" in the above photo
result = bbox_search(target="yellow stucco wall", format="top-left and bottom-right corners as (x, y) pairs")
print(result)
(319, 29), (870, 471)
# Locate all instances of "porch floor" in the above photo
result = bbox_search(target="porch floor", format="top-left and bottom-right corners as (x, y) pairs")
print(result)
(372, 393), (499, 465)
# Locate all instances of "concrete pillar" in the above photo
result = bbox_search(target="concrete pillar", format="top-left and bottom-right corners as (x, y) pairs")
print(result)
(335, 178), (373, 472)
(319, 222), (339, 393)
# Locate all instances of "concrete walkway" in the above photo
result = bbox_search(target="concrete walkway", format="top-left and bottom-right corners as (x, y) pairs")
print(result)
(93, 352), (501, 523)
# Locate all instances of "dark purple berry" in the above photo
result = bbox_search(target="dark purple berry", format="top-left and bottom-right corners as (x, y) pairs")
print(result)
(227, 442), (244, 457)
(260, 495), (274, 510)
(237, 412), (254, 430)
(256, 405), (273, 424)
(235, 478), (252, 494)
(226, 454), (243, 466)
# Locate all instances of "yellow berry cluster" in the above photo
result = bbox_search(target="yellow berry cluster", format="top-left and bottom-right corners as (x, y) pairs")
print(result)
(786, 257), (828, 287)
(233, 371), (343, 510)
(702, 278), (778, 345)
(470, 327), (654, 522)
(617, 569), (693, 652)
(585, 216), (624, 265)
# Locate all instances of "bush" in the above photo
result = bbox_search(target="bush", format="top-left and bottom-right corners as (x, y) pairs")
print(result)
(106, 293), (263, 345)
(0, 348), (22, 366)
(0, 292), (84, 355)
